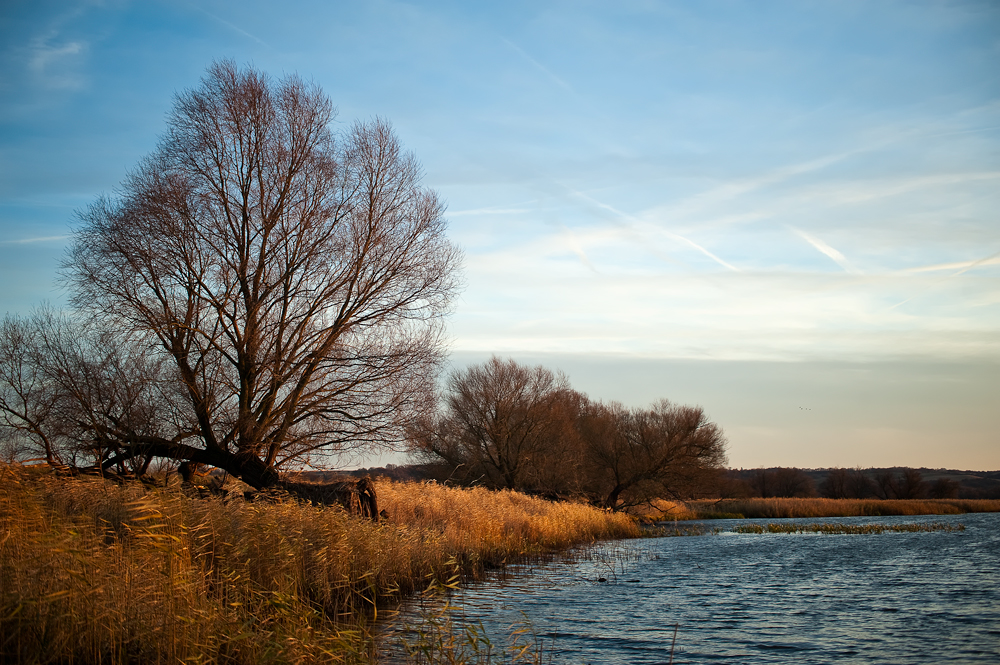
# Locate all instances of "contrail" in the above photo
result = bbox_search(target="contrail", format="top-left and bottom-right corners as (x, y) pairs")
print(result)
(503, 39), (573, 92)
(569, 188), (739, 272)
(888, 249), (1000, 311)
(790, 227), (861, 274)
(193, 5), (271, 48)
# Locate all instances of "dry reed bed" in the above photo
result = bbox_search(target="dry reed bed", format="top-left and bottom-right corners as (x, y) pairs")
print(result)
(0, 467), (637, 664)
(732, 521), (965, 534)
(660, 497), (1000, 519)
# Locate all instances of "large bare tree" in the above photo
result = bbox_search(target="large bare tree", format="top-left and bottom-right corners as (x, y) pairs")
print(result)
(58, 61), (461, 488)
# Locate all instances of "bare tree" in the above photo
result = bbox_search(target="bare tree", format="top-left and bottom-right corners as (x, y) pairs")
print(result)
(895, 468), (927, 499)
(748, 468), (774, 498)
(772, 467), (815, 498)
(846, 467), (875, 498)
(873, 469), (899, 499)
(60, 61), (461, 488)
(410, 357), (576, 489)
(0, 308), (193, 475)
(410, 357), (727, 507)
(579, 399), (727, 509)
(820, 467), (850, 499)
(0, 312), (63, 466)
(929, 477), (959, 499)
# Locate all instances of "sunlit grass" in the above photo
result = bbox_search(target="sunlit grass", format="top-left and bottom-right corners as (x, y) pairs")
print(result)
(0, 465), (636, 663)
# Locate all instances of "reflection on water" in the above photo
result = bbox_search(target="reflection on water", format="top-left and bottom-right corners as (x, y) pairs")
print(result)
(385, 513), (1000, 664)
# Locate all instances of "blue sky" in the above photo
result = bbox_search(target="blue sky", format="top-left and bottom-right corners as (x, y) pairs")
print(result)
(1, 1), (998, 469)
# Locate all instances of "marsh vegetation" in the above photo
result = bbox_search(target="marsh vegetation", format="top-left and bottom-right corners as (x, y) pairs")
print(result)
(642, 496), (1000, 521)
(0, 465), (636, 663)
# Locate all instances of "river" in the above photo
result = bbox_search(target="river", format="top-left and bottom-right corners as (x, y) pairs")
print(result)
(386, 513), (1000, 664)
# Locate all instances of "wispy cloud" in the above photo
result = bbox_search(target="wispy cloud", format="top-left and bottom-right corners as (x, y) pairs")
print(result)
(0, 235), (70, 245)
(502, 39), (573, 92)
(647, 150), (857, 224)
(898, 254), (1000, 274)
(832, 171), (1000, 205)
(790, 227), (861, 274)
(29, 41), (83, 74)
(887, 250), (1000, 311)
(448, 207), (533, 217)
(26, 36), (87, 89)
(21, 3), (94, 90)
(560, 225), (600, 273)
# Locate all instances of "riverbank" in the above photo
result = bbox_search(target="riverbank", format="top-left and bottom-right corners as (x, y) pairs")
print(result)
(0, 466), (637, 664)
(646, 496), (1000, 520)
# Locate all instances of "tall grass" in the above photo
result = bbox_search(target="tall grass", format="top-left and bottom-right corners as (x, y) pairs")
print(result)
(679, 497), (1000, 519)
(0, 466), (637, 663)
(378, 481), (639, 564)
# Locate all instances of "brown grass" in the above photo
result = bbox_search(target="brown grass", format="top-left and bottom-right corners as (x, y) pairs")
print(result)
(673, 497), (1000, 520)
(0, 466), (637, 664)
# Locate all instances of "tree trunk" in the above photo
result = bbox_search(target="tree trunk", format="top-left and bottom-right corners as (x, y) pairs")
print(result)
(604, 484), (625, 510)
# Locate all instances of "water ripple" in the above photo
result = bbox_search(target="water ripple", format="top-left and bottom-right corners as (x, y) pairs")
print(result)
(390, 513), (1000, 664)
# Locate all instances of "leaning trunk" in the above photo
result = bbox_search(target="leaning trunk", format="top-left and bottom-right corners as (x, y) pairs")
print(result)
(604, 483), (626, 511)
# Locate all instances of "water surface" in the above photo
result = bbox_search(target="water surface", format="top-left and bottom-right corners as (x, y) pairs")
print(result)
(390, 513), (1000, 664)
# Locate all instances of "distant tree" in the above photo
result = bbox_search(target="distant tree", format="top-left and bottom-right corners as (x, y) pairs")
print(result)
(929, 477), (959, 499)
(846, 467), (875, 498)
(715, 470), (752, 498)
(408, 357), (578, 490)
(820, 467), (850, 499)
(578, 399), (727, 509)
(748, 468), (774, 498)
(821, 467), (874, 499)
(872, 468), (926, 500)
(895, 469), (927, 500)
(410, 357), (727, 507)
(3, 61), (462, 488)
(746, 467), (814, 498)
(773, 467), (815, 498)
(873, 469), (899, 500)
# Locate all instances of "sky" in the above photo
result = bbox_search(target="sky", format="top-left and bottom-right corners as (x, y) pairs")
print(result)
(1, 0), (998, 470)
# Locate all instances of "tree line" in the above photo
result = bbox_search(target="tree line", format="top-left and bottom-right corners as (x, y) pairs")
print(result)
(726, 466), (967, 499)
(407, 356), (728, 509)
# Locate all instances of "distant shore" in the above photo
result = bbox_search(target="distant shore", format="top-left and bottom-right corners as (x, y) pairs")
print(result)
(645, 496), (1000, 520)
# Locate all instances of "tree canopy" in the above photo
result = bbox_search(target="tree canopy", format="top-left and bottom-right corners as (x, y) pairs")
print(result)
(410, 356), (727, 509)
(1, 61), (462, 488)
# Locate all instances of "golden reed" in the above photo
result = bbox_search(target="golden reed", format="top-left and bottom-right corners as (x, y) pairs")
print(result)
(646, 496), (1000, 520)
(0, 465), (637, 664)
